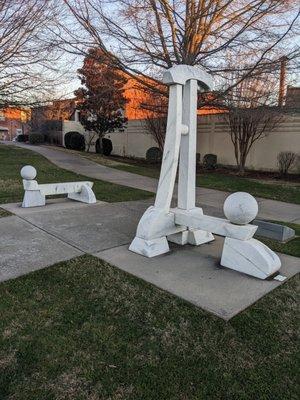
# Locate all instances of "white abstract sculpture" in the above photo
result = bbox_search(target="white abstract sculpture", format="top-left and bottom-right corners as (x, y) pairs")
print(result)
(130, 65), (281, 280)
(21, 165), (96, 207)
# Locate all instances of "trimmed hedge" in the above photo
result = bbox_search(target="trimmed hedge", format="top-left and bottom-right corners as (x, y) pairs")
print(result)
(29, 133), (44, 145)
(64, 131), (85, 151)
(102, 138), (113, 156)
(203, 153), (217, 170)
(16, 134), (29, 142)
(96, 138), (113, 156)
(146, 147), (162, 163)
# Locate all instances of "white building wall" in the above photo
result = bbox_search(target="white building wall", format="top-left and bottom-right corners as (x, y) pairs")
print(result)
(62, 114), (300, 172)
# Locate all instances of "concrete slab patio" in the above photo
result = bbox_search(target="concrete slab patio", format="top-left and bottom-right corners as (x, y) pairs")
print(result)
(95, 240), (299, 320)
(3, 198), (151, 253)
(0, 214), (83, 282)
(1, 198), (299, 319)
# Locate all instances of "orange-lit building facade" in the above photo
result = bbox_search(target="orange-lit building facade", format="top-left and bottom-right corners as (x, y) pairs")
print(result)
(123, 77), (226, 120)
(0, 107), (30, 140)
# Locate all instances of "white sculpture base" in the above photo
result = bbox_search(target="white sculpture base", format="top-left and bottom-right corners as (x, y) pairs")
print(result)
(221, 237), (281, 279)
(21, 177), (97, 208)
(68, 184), (96, 204)
(129, 236), (169, 257)
(130, 206), (215, 257)
(168, 229), (214, 245)
(22, 190), (45, 208)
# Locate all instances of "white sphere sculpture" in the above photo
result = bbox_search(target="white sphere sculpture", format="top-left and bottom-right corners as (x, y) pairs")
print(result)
(223, 192), (258, 225)
(20, 165), (37, 180)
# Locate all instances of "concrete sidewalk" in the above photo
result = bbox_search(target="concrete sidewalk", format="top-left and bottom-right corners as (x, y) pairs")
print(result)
(3, 142), (300, 224)
(1, 199), (299, 320)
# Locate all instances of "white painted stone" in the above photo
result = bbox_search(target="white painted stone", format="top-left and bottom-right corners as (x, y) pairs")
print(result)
(135, 206), (186, 240)
(221, 237), (281, 279)
(129, 236), (169, 257)
(21, 166), (96, 207)
(167, 230), (189, 245)
(223, 192), (258, 225)
(22, 190), (45, 208)
(68, 184), (96, 204)
(38, 181), (94, 196)
(154, 84), (183, 211)
(178, 79), (198, 210)
(174, 208), (257, 240)
(162, 64), (213, 90)
(168, 228), (214, 246)
(130, 65), (282, 281)
(23, 179), (39, 190)
(188, 229), (215, 246)
(21, 165), (37, 180)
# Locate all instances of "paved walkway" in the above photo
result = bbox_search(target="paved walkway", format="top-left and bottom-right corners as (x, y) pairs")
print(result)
(1, 199), (299, 320)
(3, 142), (300, 223)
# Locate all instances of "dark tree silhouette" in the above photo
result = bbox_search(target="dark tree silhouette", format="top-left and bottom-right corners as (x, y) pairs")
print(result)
(75, 48), (128, 152)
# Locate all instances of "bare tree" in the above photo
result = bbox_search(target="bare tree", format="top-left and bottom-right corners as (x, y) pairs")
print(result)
(224, 73), (284, 173)
(0, 0), (69, 108)
(59, 0), (300, 94)
(142, 90), (168, 151)
(277, 151), (297, 176)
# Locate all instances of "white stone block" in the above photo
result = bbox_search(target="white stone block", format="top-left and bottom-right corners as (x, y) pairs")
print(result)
(168, 229), (214, 246)
(154, 84), (183, 211)
(21, 166), (96, 207)
(135, 206), (185, 241)
(23, 179), (39, 191)
(162, 64), (213, 90)
(39, 181), (94, 196)
(68, 184), (96, 204)
(167, 230), (189, 245)
(129, 236), (169, 257)
(174, 208), (257, 240)
(221, 237), (281, 279)
(22, 190), (45, 208)
(188, 229), (215, 245)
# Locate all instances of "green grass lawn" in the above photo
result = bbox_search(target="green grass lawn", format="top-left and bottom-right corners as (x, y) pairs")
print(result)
(109, 163), (300, 204)
(0, 145), (153, 205)
(40, 146), (300, 204)
(0, 255), (298, 400)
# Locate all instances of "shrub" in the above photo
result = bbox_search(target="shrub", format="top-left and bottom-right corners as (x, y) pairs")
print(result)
(277, 151), (296, 176)
(95, 138), (101, 154)
(146, 147), (162, 163)
(102, 138), (113, 156)
(16, 134), (29, 142)
(203, 153), (217, 170)
(64, 131), (85, 151)
(29, 133), (44, 145)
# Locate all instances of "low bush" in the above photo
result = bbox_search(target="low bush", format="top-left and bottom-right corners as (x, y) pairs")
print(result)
(146, 147), (162, 163)
(64, 131), (85, 151)
(203, 153), (217, 170)
(277, 151), (296, 176)
(102, 138), (113, 156)
(29, 133), (44, 145)
(16, 134), (29, 142)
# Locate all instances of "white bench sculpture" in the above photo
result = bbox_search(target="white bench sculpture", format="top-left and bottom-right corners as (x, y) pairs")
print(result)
(21, 165), (96, 207)
(130, 65), (281, 280)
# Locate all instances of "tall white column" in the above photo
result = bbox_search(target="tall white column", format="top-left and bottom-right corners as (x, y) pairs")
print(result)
(178, 79), (198, 210)
(154, 84), (183, 211)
